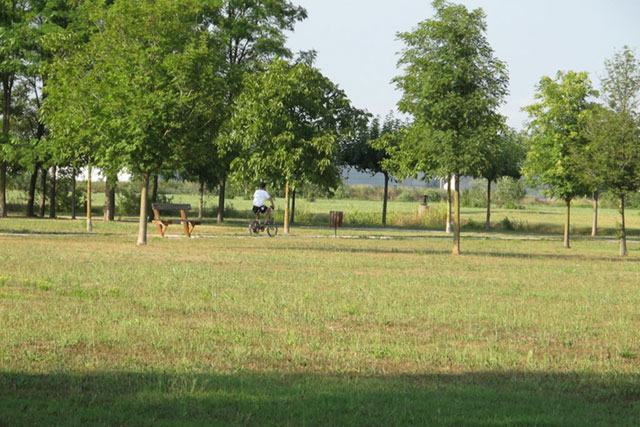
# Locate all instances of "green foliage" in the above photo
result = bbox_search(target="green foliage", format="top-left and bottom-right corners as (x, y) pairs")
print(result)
(227, 59), (363, 192)
(580, 47), (640, 198)
(393, 0), (508, 179)
(523, 71), (597, 202)
(482, 128), (527, 183)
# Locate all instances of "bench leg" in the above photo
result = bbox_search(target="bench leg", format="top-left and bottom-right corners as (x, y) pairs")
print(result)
(182, 220), (191, 238)
(188, 222), (196, 237)
(156, 222), (165, 237)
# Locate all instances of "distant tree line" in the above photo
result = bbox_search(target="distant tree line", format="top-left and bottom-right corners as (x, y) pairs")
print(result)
(1, 0), (639, 255)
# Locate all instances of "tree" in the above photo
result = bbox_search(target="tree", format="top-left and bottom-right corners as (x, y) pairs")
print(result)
(227, 58), (362, 234)
(523, 71), (597, 249)
(206, 0), (307, 223)
(343, 114), (404, 226)
(394, 0), (508, 254)
(43, 0), (114, 230)
(581, 47), (640, 256)
(46, 0), (205, 244)
(480, 128), (526, 229)
(0, 0), (31, 217)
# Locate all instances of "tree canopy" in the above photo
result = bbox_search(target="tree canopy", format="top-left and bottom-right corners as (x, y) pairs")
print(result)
(393, 0), (508, 253)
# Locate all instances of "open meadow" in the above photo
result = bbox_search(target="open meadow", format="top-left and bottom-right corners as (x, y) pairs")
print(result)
(1, 207), (639, 425)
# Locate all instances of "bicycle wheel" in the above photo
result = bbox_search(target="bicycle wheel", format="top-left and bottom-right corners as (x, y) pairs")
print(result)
(266, 222), (278, 237)
(249, 220), (260, 235)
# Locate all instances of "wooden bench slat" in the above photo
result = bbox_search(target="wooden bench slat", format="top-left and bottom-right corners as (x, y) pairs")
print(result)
(152, 203), (191, 210)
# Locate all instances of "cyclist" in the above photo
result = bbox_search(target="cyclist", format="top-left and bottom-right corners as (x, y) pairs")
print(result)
(252, 182), (275, 223)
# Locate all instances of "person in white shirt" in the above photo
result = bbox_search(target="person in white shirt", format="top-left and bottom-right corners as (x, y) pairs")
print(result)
(252, 182), (275, 223)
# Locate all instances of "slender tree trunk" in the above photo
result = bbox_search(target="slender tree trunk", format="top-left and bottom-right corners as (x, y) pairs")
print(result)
(198, 181), (204, 220)
(0, 76), (11, 218)
(382, 172), (389, 227)
(563, 198), (571, 249)
(217, 176), (226, 224)
(71, 168), (76, 219)
(485, 179), (492, 230)
(137, 171), (150, 246)
(290, 189), (296, 225)
(49, 165), (57, 218)
(86, 164), (92, 232)
(39, 167), (47, 217)
(284, 181), (290, 234)
(452, 174), (461, 255)
(591, 191), (598, 237)
(148, 174), (158, 223)
(620, 193), (628, 257)
(446, 176), (452, 234)
(104, 176), (116, 221)
(27, 167), (39, 217)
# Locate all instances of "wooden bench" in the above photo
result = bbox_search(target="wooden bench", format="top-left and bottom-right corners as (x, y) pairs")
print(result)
(151, 203), (201, 238)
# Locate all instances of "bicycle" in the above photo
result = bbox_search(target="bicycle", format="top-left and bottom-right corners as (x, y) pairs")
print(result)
(249, 210), (278, 237)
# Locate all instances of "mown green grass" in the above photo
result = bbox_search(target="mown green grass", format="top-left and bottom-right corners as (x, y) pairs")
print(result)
(0, 220), (639, 425)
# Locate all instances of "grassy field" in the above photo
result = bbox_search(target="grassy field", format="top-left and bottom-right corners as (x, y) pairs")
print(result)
(0, 215), (639, 425)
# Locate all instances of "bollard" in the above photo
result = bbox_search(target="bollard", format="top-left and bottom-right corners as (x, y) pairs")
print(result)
(329, 211), (344, 237)
(418, 195), (429, 217)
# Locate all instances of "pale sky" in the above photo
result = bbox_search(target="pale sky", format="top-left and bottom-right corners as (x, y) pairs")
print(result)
(286, 0), (640, 130)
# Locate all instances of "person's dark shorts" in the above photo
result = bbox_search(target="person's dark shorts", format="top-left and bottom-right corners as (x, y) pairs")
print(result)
(253, 205), (268, 214)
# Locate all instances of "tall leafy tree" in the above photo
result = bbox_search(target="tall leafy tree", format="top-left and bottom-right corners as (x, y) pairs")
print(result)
(581, 47), (640, 256)
(343, 114), (404, 226)
(205, 0), (307, 223)
(523, 71), (597, 249)
(44, 0), (116, 230)
(0, 0), (31, 217)
(227, 58), (362, 233)
(394, 0), (508, 254)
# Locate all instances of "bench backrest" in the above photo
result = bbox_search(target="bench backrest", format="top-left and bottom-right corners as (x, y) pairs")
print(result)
(151, 203), (191, 211)
(152, 203), (192, 221)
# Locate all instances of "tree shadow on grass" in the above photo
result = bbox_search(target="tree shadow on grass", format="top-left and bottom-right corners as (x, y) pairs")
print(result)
(1, 370), (638, 426)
